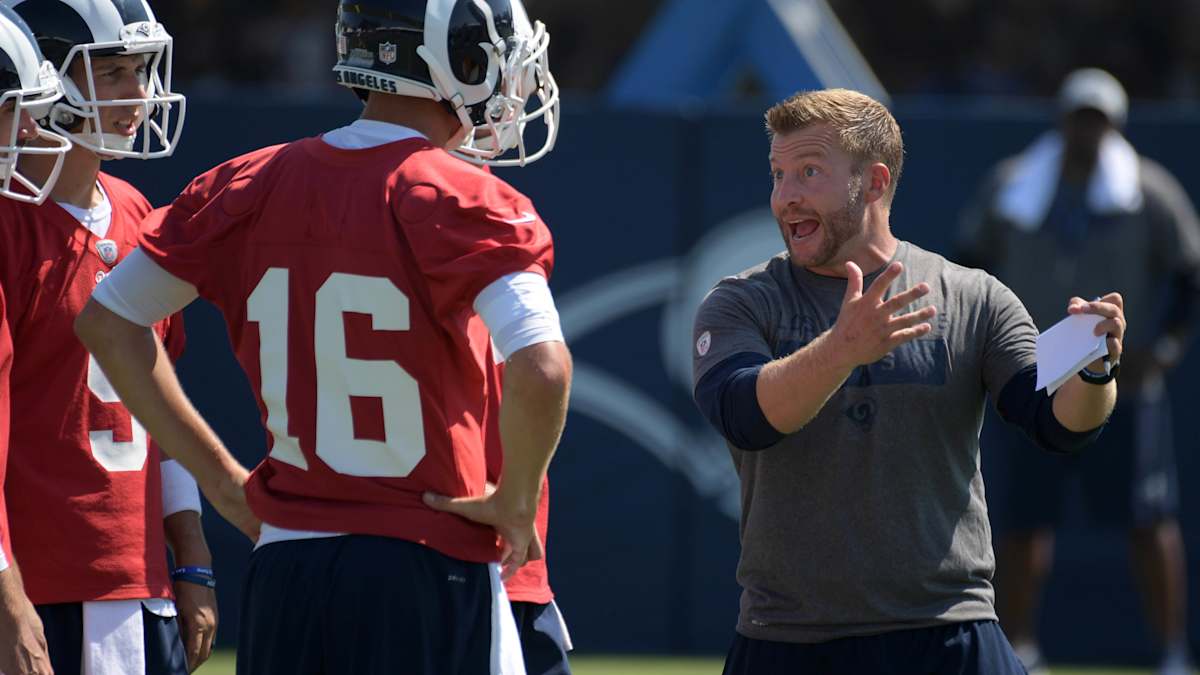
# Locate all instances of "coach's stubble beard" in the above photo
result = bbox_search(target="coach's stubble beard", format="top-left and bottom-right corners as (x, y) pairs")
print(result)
(784, 173), (867, 271)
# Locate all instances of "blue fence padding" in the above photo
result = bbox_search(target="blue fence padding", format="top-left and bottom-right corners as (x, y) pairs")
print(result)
(103, 96), (1200, 665)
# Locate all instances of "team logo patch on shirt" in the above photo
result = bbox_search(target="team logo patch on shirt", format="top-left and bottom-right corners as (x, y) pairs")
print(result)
(378, 42), (398, 65)
(696, 331), (711, 356)
(843, 397), (878, 432)
(95, 239), (119, 266)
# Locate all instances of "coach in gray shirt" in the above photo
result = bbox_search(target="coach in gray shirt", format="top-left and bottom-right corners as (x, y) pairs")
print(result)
(692, 89), (1126, 675)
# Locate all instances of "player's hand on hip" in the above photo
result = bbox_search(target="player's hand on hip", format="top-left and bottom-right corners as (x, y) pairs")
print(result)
(1068, 292), (1126, 365)
(0, 599), (54, 675)
(173, 580), (217, 672)
(423, 488), (542, 580)
(830, 261), (937, 366)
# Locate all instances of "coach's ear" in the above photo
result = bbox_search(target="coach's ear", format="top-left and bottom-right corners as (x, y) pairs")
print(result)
(862, 162), (892, 205)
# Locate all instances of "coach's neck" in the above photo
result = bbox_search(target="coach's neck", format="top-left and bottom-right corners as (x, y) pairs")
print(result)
(856, 202), (899, 273)
(809, 201), (898, 278)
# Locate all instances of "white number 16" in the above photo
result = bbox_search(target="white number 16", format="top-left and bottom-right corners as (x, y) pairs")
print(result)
(247, 269), (427, 478)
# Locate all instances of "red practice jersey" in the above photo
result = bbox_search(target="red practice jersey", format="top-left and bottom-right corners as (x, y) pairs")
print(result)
(0, 289), (13, 570)
(139, 137), (554, 564)
(0, 174), (182, 604)
(485, 360), (553, 603)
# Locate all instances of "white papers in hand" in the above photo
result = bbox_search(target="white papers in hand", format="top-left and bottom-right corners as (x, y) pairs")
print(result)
(1036, 313), (1109, 395)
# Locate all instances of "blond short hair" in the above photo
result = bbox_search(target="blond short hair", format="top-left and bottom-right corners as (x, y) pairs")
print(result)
(765, 89), (904, 201)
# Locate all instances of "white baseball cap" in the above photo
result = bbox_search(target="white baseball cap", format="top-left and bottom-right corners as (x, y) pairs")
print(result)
(1058, 68), (1128, 127)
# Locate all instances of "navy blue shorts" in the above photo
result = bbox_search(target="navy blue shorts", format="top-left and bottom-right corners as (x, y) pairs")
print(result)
(722, 620), (1025, 675)
(512, 600), (572, 675)
(36, 601), (188, 675)
(999, 393), (1178, 530)
(237, 534), (516, 675)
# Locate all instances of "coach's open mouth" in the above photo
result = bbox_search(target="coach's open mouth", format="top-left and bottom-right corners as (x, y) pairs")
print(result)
(789, 218), (820, 240)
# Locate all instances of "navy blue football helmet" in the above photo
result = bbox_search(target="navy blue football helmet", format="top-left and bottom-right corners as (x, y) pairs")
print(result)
(335, 0), (559, 166)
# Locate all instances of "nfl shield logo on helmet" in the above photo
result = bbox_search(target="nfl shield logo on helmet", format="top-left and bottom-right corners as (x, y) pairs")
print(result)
(378, 42), (398, 65)
(95, 239), (119, 266)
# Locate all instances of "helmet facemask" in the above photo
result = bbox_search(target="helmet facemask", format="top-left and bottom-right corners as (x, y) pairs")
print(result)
(50, 21), (185, 160)
(0, 59), (70, 205)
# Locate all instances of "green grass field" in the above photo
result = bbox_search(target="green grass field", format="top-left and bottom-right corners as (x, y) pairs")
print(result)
(193, 651), (1165, 674)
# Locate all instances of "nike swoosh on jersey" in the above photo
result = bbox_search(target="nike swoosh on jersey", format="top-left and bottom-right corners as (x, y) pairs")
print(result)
(499, 211), (537, 225)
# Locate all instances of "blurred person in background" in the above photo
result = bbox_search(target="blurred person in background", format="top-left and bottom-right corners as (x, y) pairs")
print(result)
(957, 67), (1200, 675)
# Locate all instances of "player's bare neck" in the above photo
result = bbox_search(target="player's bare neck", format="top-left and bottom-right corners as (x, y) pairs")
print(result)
(48, 146), (104, 209)
(360, 93), (457, 148)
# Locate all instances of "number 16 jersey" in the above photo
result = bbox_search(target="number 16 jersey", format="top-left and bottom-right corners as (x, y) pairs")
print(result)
(138, 135), (554, 564)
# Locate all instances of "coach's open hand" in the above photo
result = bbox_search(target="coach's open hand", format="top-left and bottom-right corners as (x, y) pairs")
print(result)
(1067, 292), (1126, 368)
(831, 261), (938, 366)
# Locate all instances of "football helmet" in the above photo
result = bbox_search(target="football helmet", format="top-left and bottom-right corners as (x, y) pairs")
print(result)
(334, 0), (559, 167)
(3, 0), (185, 159)
(0, 4), (69, 204)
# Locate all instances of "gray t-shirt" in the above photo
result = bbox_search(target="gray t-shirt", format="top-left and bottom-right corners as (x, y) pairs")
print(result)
(692, 241), (1037, 643)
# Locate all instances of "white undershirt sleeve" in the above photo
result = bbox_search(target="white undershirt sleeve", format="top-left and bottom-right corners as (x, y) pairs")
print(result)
(91, 249), (198, 327)
(161, 459), (202, 517)
(473, 272), (564, 362)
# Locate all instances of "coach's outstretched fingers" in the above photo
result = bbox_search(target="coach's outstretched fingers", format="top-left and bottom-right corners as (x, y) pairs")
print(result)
(830, 261), (935, 367)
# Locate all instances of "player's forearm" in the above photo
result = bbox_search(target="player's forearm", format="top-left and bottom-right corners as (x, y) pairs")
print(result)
(1051, 367), (1117, 432)
(75, 301), (246, 496)
(757, 329), (858, 434)
(164, 511), (212, 568)
(0, 564), (30, 616)
(496, 341), (571, 516)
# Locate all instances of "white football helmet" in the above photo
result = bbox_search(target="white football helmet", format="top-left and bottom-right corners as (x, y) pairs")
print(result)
(4, 0), (185, 160)
(334, 0), (559, 167)
(0, 4), (69, 204)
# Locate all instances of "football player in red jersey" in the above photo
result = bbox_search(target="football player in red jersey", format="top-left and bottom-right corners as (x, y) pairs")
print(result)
(0, 8), (71, 674)
(76, 0), (570, 673)
(0, 1), (213, 674)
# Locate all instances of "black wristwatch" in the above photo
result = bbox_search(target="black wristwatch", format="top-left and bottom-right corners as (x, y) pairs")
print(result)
(1078, 360), (1120, 385)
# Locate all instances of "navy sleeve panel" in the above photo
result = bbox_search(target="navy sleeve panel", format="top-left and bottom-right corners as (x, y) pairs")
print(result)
(693, 351), (785, 451)
(995, 364), (1105, 454)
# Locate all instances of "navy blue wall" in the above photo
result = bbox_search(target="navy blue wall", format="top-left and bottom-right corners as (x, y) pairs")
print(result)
(105, 96), (1200, 665)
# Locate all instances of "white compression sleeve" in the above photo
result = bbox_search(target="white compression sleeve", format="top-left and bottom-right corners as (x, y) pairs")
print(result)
(91, 249), (198, 327)
(474, 272), (564, 361)
(161, 459), (201, 517)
